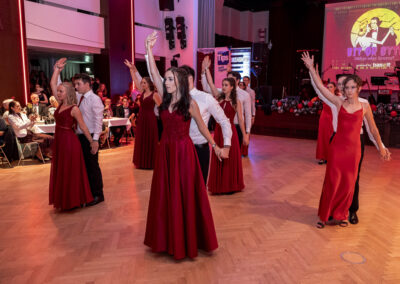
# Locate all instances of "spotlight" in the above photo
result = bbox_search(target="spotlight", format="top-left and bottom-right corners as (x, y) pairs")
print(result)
(164, 17), (175, 50)
(176, 16), (187, 49)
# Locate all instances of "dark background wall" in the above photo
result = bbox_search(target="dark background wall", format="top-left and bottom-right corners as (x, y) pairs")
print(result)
(0, 0), (28, 105)
(267, 1), (325, 97)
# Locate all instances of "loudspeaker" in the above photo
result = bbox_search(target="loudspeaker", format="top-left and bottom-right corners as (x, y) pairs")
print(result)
(252, 43), (268, 62)
(159, 0), (174, 11)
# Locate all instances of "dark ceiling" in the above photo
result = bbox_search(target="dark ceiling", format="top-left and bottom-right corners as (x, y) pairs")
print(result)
(223, 0), (355, 12)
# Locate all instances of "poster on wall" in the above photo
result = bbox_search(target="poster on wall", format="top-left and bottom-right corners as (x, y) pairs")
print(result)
(323, 0), (400, 89)
(230, 47), (251, 80)
(214, 47), (230, 88)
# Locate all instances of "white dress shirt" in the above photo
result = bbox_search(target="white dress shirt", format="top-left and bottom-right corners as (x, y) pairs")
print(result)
(2, 111), (10, 125)
(310, 75), (384, 150)
(8, 113), (35, 138)
(189, 88), (232, 146)
(245, 86), (256, 116)
(201, 74), (252, 133)
(144, 54), (232, 146)
(124, 108), (130, 118)
(76, 90), (104, 140)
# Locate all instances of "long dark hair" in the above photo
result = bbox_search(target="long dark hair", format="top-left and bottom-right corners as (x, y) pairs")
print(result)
(142, 77), (155, 92)
(218, 78), (237, 108)
(159, 67), (191, 120)
(8, 101), (18, 115)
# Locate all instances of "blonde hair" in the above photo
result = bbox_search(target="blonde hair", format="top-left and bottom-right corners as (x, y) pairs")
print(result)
(61, 82), (77, 105)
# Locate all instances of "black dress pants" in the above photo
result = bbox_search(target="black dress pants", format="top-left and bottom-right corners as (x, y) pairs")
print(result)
(235, 124), (243, 146)
(349, 134), (365, 213)
(194, 143), (210, 185)
(78, 134), (104, 198)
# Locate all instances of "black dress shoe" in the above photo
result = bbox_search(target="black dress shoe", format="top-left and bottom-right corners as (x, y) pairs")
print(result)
(87, 196), (105, 207)
(349, 211), (359, 224)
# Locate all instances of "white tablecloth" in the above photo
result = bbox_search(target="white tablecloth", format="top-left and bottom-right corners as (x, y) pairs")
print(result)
(35, 118), (131, 134)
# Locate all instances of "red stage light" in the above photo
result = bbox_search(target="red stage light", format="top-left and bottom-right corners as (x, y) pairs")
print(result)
(18, 0), (29, 105)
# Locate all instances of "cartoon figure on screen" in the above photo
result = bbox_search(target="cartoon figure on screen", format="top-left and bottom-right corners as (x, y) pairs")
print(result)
(351, 8), (400, 54)
(355, 24), (394, 51)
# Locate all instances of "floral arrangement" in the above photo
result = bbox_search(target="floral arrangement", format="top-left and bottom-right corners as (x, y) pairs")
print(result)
(271, 98), (400, 122)
(271, 98), (322, 116)
(371, 103), (400, 123)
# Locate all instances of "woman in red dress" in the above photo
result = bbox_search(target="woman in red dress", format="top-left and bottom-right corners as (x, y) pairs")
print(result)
(124, 60), (161, 169)
(203, 71), (246, 194)
(143, 32), (223, 260)
(49, 59), (95, 210)
(302, 52), (391, 227)
(316, 82), (340, 164)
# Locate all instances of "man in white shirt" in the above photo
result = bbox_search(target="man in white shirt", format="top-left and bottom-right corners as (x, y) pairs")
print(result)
(201, 69), (252, 146)
(243, 76), (256, 125)
(144, 54), (232, 183)
(74, 73), (105, 205)
(178, 65), (232, 184)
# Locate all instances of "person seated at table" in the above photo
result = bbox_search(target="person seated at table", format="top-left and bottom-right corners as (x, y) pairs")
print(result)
(103, 98), (113, 118)
(32, 83), (49, 105)
(0, 117), (6, 145)
(8, 101), (53, 160)
(2, 99), (14, 124)
(26, 93), (48, 118)
(48, 96), (59, 116)
(0, 116), (19, 162)
(111, 97), (133, 146)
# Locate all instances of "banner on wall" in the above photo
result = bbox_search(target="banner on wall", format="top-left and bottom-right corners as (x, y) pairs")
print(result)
(323, 0), (400, 89)
(214, 47), (230, 88)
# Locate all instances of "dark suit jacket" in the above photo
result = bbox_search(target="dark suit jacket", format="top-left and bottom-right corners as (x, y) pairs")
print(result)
(115, 105), (134, 118)
(26, 103), (48, 117)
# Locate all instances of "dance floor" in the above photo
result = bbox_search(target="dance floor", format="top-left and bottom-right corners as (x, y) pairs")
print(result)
(1, 135), (399, 283)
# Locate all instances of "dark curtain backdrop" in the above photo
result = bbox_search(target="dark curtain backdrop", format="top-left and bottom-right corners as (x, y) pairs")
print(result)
(267, 1), (324, 97)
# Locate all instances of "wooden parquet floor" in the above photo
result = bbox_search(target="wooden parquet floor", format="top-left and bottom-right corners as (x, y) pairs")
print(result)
(0, 135), (399, 284)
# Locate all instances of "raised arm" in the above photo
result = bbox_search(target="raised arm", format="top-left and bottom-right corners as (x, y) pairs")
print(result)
(189, 100), (223, 160)
(201, 56), (213, 94)
(362, 103), (391, 161)
(50, 58), (67, 101)
(236, 100), (249, 145)
(124, 60), (143, 93)
(204, 57), (221, 98)
(301, 52), (342, 108)
(146, 31), (164, 98)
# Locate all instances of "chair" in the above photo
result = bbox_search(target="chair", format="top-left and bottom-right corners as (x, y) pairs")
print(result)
(17, 141), (45, 166)
(0, 143), (12, 168)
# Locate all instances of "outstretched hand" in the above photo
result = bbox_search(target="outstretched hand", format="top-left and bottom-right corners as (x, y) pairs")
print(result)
(124, 59), (137, 71)
(146, 31), (158, 50)
(301, 51), (314, 70)
(202, 56), (211, 72)
(54, 58), (67, 72)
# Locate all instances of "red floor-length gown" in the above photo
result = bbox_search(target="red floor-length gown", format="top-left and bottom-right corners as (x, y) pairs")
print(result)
(318, 106), (363, 221)
(49, 105), (93, 210)
(316, 103), (333, 160)
(133, 92), (158, 169)
(144, 110), (218, 260)
(208, 100), (245, 194)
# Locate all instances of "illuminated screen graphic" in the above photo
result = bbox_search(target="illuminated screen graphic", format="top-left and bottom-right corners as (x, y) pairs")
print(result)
(230, 47), (251, 79)
(322, 0), (400, 89)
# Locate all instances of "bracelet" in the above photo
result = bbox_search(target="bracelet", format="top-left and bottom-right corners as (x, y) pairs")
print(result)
(212, 143), (216, 148)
